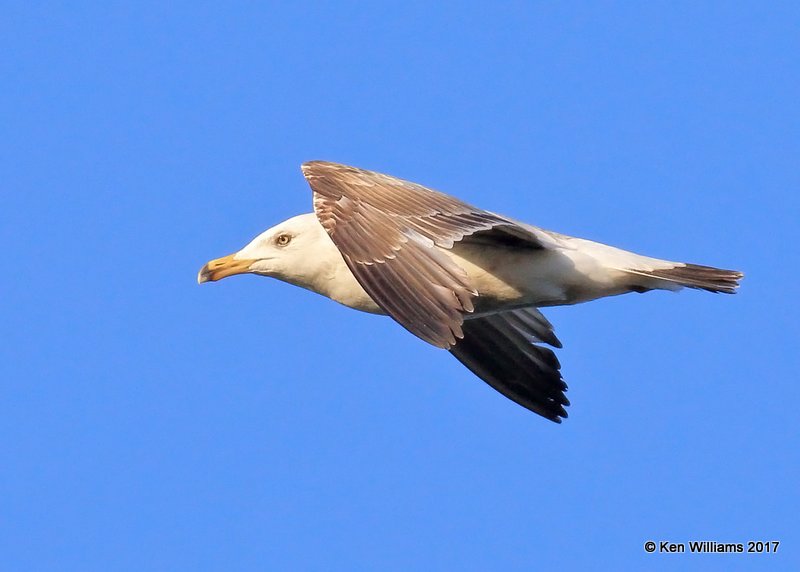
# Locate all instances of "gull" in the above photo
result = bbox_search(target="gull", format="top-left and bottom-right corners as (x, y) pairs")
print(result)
(198, 161), (742, 422)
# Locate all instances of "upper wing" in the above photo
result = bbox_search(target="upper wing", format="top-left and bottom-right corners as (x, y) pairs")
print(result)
(302, 161), (556, 348)
(451, 308), (569, 422)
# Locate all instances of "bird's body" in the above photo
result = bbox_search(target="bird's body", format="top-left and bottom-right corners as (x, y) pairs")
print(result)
(262, 213), (681, 315)
(448, 236), (636, 311)
(199, 161), (742, 422)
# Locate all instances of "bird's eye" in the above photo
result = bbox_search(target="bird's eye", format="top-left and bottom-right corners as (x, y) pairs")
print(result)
(275, 233), (292, 247)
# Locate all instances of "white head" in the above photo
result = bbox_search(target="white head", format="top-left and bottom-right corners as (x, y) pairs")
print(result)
(197, 213), (340, 291)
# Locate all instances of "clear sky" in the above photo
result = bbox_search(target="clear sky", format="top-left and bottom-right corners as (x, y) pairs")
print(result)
(2, 2), (798, 570)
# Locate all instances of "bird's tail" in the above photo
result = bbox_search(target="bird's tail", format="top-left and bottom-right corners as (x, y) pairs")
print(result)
(624, 263), (743, 294)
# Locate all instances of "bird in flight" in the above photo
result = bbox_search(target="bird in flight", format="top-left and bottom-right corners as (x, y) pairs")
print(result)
(198, 161), (742, 422)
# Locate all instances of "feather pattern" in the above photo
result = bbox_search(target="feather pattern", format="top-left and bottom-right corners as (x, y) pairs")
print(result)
(304, 161), (551, 348)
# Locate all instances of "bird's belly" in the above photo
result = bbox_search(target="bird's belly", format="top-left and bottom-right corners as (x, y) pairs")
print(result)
(446, 243), (619, 311)
(446, 245), (560, 310)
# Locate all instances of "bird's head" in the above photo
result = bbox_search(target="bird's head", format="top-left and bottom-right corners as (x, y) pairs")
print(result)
(197, 213), (334, 287)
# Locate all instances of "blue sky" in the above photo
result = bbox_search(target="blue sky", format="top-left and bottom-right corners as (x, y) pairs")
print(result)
(2, 2), (798, 570)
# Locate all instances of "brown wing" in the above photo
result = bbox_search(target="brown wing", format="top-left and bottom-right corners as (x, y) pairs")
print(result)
(302, 160), (549, 348)
(451, 308), (569, 422)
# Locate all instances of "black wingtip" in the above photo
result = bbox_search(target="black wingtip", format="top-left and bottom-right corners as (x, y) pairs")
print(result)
(450, 310), (571, 423)
(541, 402), (569, 423)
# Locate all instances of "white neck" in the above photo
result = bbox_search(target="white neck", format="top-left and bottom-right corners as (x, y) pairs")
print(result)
(276, 219), (383, 315)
